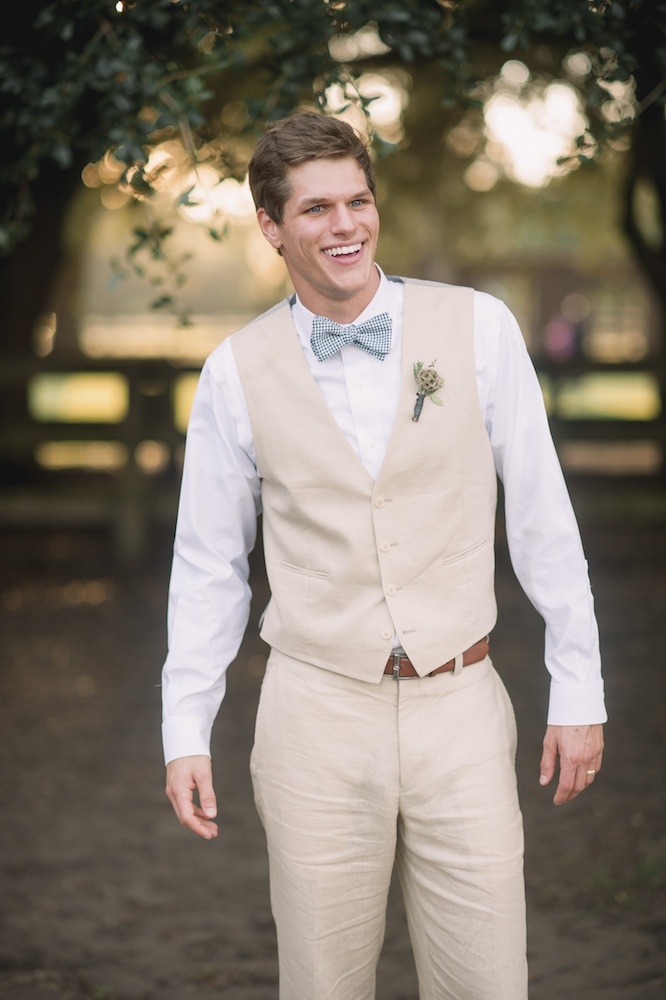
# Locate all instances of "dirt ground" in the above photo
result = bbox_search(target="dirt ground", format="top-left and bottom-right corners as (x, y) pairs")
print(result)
(1, 485), (665, 1000)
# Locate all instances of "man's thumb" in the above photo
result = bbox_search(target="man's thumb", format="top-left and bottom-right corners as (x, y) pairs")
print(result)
(195, 770), (217, 817)
(200, 792), (217, 817)
(539, 742), (556, 786)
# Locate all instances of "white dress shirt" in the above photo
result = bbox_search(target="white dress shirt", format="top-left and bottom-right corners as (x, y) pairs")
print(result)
(161, 268), (606, 764)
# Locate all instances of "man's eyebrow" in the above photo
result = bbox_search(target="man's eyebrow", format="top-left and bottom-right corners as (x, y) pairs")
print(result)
(295, 188), (371, 209)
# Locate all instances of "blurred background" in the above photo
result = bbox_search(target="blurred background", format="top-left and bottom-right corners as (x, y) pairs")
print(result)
(1, 1), (665, 565)
(1, 4), (665, 998)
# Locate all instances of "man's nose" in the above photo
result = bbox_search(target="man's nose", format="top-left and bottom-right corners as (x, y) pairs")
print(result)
(330, 204), (355, 232)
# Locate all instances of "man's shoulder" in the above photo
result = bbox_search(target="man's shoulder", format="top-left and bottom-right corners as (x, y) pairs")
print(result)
(391, 275), (507, 315)
(229, 297), (293, 341)
(204, 297), (292, 367)
(390, 274), (474, 298)
(389, 274), (455, 290)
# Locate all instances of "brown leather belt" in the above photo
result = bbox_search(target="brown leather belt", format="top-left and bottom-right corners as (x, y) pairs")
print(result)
(384, 637), (490, 679)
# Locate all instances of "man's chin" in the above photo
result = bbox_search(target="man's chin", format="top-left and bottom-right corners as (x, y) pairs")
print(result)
(325, 265), (378, 299)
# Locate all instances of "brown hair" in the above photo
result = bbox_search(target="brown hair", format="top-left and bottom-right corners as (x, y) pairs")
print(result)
(248, 110), (376, 224)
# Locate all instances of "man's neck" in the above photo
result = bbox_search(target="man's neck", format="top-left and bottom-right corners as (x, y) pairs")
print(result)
(295, 266), (381, 324)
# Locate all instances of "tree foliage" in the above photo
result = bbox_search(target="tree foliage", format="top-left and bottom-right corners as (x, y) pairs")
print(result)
(1, 1), (666, 326)
(0, 0), (462, 252)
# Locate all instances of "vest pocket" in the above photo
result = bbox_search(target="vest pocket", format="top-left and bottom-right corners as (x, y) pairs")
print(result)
(280, 560), (329, 580)
(442, 536), (491, 565)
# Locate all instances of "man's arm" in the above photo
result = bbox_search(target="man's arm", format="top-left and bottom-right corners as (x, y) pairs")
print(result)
(161, 342), (261, 831)
(476, 293), (607, 803)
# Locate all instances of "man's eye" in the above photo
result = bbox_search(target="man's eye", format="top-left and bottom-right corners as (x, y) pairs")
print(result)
(308, 205), (324, 214)
(350, 199), (365, 207)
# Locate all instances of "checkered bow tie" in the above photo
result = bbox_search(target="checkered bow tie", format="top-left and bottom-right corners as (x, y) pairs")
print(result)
(310, 311), (392, 363)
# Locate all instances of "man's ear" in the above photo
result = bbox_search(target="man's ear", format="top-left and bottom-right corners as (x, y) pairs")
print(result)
(257, 208), (282, 250)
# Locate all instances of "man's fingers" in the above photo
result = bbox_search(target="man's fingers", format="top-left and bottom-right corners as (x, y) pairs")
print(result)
(552, 762), (582, 805)
(179, 806), (218, 840)
(172, 791), (219, 839)
(166, 755), (218, 840)
(543, 724), (604, 806)
(554, 760), (600, 805)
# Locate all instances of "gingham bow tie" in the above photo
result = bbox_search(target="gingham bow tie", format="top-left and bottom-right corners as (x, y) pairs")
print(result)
(310, 311), (392, 363)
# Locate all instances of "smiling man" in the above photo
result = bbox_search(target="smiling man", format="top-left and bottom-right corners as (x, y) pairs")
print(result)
(161, 111), (606, 1000)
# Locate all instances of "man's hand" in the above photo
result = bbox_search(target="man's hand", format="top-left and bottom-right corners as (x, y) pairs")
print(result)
(166, 755), (218, 840)
(539, 724), (604, 805)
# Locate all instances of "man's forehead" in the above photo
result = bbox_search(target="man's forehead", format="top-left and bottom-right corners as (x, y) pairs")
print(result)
(284, 157), (370, 204)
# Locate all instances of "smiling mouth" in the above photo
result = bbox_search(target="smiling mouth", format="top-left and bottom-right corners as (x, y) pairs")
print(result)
(324, 243), (362, 257)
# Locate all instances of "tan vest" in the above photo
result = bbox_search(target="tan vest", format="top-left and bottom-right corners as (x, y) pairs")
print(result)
(230, 278), (498, 681)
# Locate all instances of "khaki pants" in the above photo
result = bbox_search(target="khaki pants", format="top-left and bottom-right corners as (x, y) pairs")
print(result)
(250, 650), (528, 1000)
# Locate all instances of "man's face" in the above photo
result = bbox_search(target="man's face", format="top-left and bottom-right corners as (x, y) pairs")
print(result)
(257, 156), (380, 322)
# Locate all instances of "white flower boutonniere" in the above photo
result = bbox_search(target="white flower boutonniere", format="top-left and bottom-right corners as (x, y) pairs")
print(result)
(412, 360), (444, 421)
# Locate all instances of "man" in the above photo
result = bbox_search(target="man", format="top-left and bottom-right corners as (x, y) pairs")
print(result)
(162, 110), (606, 1000)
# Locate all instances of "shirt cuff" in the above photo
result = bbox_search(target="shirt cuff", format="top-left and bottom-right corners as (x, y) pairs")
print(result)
(546, 679), (608, 726)
(162, 715), (212, 765)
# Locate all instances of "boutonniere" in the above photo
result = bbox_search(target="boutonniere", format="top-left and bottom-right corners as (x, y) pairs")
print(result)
(412, 360), (444, 421)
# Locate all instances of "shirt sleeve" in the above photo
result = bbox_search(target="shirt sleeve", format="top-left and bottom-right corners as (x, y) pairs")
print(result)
(160, 340), (261, 764)
(475, 292), (607, 726)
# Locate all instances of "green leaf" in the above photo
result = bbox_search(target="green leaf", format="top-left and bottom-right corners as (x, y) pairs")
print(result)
(430, 395), (444, 406)
(150, 295), (174, 311)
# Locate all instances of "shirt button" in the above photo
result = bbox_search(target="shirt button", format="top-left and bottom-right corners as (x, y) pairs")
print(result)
(368, 439), (376, 449)
(374, 496), (385, 508)
(379, 541), (391, 553)
(356, 380), (364, 390)
(386, 584), (397, 596)
(381, 630), (392, 640)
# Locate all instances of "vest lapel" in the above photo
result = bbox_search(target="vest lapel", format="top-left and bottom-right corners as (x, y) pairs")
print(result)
(376, 281), (456, 488)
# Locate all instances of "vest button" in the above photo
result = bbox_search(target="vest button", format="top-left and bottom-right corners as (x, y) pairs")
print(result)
(379, 541), (391, 553)
(374, 496), (385, 508)
(381, 630), (392, 640)
(386, 584), (397, 596)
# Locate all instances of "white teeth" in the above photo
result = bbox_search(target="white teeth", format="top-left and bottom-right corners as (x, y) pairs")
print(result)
(324, 243), (361, 256)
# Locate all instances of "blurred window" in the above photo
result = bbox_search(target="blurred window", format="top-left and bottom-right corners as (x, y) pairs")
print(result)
(173, 373), (199, 433)
(28, 374), (128, 423)
(554, 373), (661, 421)
(35, 441), (127, 471)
